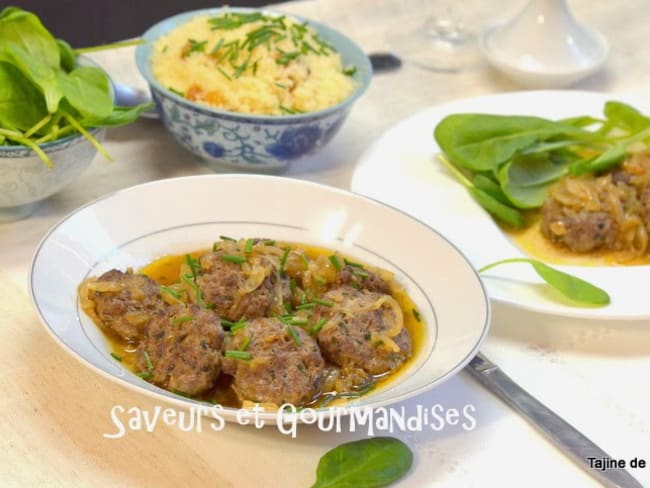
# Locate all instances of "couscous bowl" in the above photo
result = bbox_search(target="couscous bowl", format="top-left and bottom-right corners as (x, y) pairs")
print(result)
(136, 7), (372, 171)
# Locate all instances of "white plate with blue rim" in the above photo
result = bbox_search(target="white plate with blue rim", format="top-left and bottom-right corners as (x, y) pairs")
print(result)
(30, 174), (490, 422)
(351, 90), (650, 320)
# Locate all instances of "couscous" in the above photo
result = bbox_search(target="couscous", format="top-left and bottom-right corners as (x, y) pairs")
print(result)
(151, 11), (358, 115)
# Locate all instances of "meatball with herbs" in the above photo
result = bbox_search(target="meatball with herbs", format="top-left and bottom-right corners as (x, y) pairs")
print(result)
(314, 285), (411, 375)
(222, 317), (325, 405)
(194, 251), (280, 321)
(90, 269), (165, 341)
(136, 304), (224, 396)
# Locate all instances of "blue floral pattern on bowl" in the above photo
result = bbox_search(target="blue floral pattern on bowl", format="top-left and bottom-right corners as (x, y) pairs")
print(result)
(152, 89), (351, 170)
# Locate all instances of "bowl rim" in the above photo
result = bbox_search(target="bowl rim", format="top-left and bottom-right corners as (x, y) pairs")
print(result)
(135, 6), (373, 122)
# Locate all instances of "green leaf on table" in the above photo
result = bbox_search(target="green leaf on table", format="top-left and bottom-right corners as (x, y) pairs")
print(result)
(479, 258), (610, 306)
(311, 437), (413, 488)
(0, 61), (48, 131)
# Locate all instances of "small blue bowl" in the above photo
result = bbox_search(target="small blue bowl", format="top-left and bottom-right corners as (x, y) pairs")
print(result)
(136, 7), (372, 172)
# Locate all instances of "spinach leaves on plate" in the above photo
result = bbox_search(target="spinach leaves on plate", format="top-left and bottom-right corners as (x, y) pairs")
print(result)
(434, 101), (650, 227)
(311, 437), (413, 488)
(0, 6), (152, 166)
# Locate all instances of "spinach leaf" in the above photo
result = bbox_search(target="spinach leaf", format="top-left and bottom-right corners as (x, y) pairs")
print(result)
(472, 174), (510, 204)
(82, 104), (155, 127)
(56, 38), (76, 72)
(58, 66), (113, 119)
(604, 101), (650, 134)
(433, 114), (588, 172)
(496, 153), (569, 208)
(311, 437), (413, 488)
(479, 258), (610, 306)
(1, 43), (62, 113)
(469, 186), (525, 228)
(0, 7), (59, 68)
(0, 61), (47, 131)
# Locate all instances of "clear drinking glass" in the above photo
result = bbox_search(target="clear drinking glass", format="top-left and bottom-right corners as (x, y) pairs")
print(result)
(389, 0), (479, 72)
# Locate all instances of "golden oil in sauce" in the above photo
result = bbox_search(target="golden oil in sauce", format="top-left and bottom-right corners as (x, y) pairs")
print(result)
(103, 242), (426, 408)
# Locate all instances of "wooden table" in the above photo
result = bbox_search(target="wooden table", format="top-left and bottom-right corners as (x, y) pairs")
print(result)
(2, 0), (650, 486)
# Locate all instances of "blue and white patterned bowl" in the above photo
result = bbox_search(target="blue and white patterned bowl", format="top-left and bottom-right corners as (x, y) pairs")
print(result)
(0, 129), (104, 221)
(136, 7), (372, 172)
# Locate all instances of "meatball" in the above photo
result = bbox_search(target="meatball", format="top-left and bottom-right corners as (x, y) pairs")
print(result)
(136, 304), (224, 396)
(194, 251), (278, 321)
(335, 265), (391, 294)
(315, 286), (411, 375)
(222, 317), (324, 405)
(541, 199), (618, 252)
(91, 269), (164, 341)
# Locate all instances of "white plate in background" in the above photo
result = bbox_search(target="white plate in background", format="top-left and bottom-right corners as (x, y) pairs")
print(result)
(352, 90), (650, 320)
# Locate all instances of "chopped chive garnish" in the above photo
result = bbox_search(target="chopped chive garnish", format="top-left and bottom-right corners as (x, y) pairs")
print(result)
(344, 258), (364, 268)
(212, 241), (219, 251)
(220, 235), (236, 241)
(244, 238), (254, 254)
(160, 285), (182, 300)
(338, 381), (376, 398)
(274, 82), (287, 89)
(110, 352), (123, 362)
(289, 277), (297, 296)
(295, 302), (315, 310)
(342, 65), (357, 76)
(181, 273), (205, 307)
(413, 308), (422, 322)
(168, 86), (184, 97)
(264, 240), (276, 246)
(289, 318), (309, 326)
(221, 254), (247, 264)
(143, 351), (154, 371)
(217, 66), (232, 80)
(319, 393), (337, 407)
(220, 318), (235, 328)
(299, 253), (310, 268)
(279, 247), (291, 275)
(328, 254), (342, 271)
(185, 254), (201, 278)
(276, 50), (301, 65)
(182, 38), (207, 58)
(225, 350), (252, 360)
(287, 324), (302, 346)
(279, 105), (296, 114)
(313, 297), (333, 307)
(172, 315), (194, 326)
(136, 371), (152, 379)
(210, 38), (225, 55)
(310, 318), (327, 336)
(353, 269), (369, 279)
(239, 335), (251, 351)
(231, 320), (248, 332)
